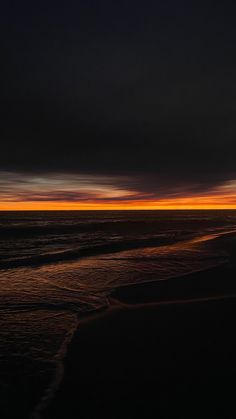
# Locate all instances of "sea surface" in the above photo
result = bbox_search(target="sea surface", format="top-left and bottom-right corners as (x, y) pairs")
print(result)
(0, 210), (236, 418)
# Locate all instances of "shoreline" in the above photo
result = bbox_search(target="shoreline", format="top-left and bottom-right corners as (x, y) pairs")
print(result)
(32, 314), (79, 419)
(1, 213), (236, 418)
(43, 250), (236, 418)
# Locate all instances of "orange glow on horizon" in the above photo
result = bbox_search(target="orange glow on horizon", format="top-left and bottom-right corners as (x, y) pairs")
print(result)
(1, 194), (236, 210)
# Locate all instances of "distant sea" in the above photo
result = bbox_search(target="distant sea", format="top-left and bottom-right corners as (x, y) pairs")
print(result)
(0, 210), (236, 418)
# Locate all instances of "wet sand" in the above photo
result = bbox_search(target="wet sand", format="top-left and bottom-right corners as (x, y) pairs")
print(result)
(43, 257), (236, 419)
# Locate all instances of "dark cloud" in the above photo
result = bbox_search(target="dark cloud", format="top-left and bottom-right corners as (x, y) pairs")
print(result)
(0, 171), (235, 205)
(1, 0), (236, 198)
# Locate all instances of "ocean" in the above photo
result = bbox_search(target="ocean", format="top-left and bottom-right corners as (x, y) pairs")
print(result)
(0, 210), (236, 418)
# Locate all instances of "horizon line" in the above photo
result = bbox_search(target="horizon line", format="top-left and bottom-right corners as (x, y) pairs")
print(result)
(1, 208), (236, 212)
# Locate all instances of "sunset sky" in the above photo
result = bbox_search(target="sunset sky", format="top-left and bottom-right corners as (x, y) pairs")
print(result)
(1, 1), (236, 210)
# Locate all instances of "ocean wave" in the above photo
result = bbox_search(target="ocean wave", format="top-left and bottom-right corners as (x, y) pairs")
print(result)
(0, 232), (197, 270)
(0, 226), (234, 271)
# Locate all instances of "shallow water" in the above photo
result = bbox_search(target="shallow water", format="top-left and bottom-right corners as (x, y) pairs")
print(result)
(0, 210), (235, 417)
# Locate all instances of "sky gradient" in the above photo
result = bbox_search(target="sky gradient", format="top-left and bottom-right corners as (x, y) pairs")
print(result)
(1, 1), (236, 209)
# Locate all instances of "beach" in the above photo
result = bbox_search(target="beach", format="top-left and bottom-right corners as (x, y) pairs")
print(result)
(1, 211), (236, 418)
(43, 237), (236, 419)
